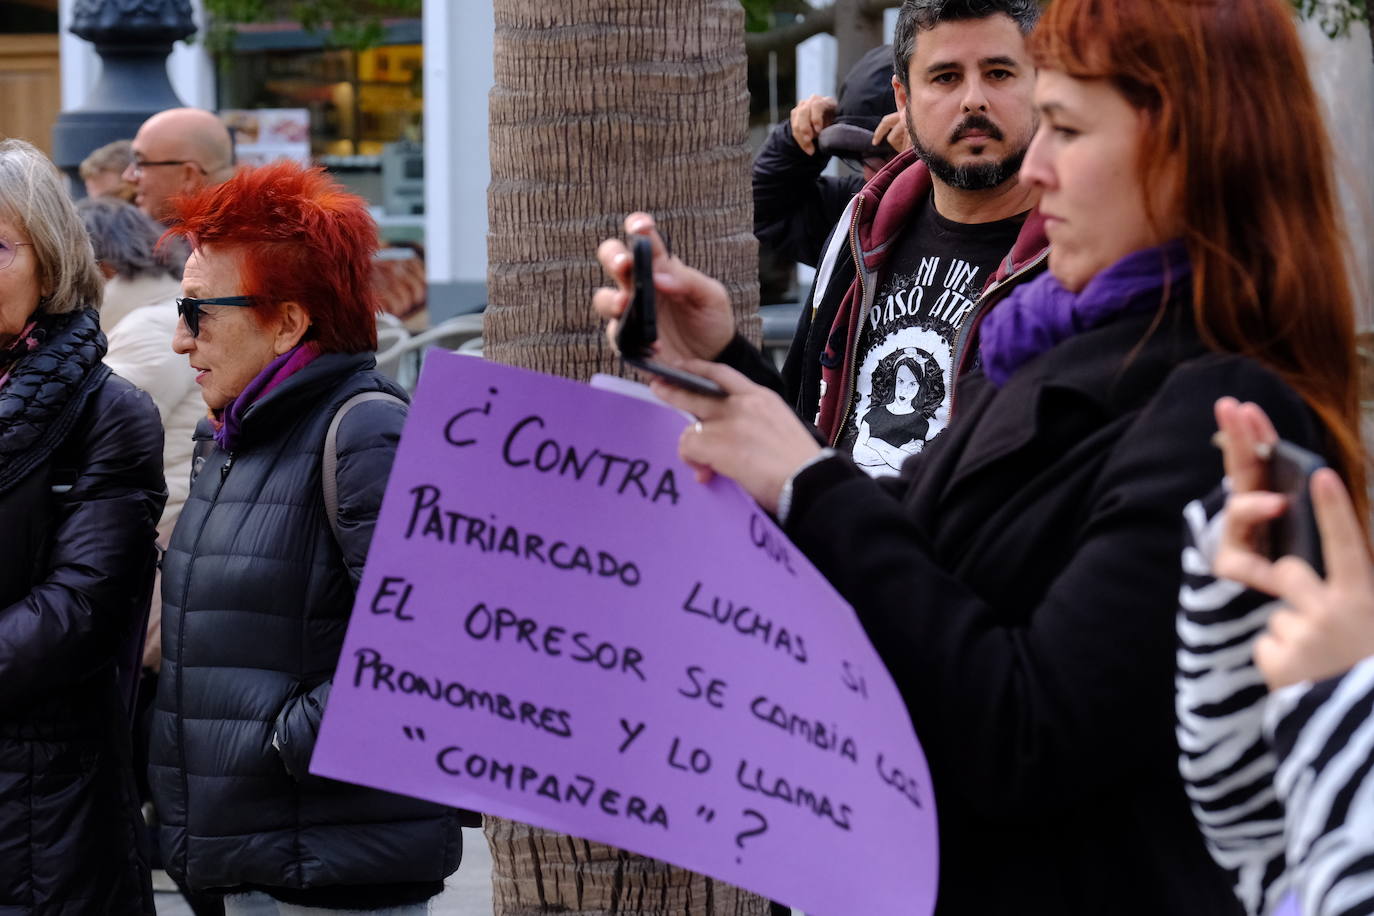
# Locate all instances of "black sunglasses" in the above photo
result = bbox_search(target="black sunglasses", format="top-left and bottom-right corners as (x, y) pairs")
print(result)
(175, 296), (256, 337)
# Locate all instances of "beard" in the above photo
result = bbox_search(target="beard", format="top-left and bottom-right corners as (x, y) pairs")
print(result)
(907, 112), (1031, 192)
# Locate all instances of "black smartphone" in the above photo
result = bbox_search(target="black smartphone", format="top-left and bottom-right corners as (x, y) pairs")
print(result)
(615, 237), (726, 398)
(1268, 438), (1325, 576)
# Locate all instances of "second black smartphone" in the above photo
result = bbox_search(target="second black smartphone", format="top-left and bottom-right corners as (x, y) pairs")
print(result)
(1268, 438), (1325, 576)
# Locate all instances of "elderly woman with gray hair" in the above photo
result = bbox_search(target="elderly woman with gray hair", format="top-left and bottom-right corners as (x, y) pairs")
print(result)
(0, 138), (164, 913)
(78, 194), (183, 333)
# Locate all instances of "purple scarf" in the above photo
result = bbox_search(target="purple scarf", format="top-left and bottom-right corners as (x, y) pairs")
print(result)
(212, 342), (321, 452)
(979, 239), (1191, 387)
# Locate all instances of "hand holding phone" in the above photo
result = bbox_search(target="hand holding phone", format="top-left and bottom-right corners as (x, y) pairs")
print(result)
(614, 237), (726, 398)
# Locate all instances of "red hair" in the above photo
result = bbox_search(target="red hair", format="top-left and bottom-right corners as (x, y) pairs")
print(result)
(166, 160), (379, 353)
(1030, 0), (1367, 525)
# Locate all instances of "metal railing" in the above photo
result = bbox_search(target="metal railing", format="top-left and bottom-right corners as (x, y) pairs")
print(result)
(373, 302), (803, 394)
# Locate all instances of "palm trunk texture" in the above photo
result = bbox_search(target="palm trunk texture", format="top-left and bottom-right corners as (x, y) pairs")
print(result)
(483, 1), (769, 914)
(484, 0), (761, 380)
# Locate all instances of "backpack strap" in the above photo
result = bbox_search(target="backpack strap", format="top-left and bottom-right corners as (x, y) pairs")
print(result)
(189, 432), (216, 487)
(322, 390), (405, 542)
(321, 387), (480, 828)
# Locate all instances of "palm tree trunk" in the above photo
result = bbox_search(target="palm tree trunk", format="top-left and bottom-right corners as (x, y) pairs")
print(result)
(485, 818), (773, 915)
(483, 1), (767, 913)
(485, 0), (761, 381)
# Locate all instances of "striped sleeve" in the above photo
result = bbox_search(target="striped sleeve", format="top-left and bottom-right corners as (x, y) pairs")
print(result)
(1176, 488), (1292, 916)
(1266, 656), (1374, 916)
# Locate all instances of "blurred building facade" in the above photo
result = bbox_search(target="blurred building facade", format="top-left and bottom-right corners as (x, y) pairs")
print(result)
(4, 1), (1368, 327)
(41, 0), (490, 322)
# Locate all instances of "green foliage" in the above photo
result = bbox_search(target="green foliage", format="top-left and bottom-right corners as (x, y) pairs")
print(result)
(739, 0), (818, 32)
(740, 0), (774, 32)
(737, 0), (1369, 39)
(202, 0), (1368, 54)
(198, 0), (421, 53)
(197, 0), (263, 54)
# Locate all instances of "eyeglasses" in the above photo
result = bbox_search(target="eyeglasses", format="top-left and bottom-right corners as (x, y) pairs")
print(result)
(0, 238), (32, 271)
(176, 296), (255, 337)
(130, 158), (208, 177)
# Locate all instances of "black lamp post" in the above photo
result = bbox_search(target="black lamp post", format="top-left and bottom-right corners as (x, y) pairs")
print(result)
(50, 0), (197, 191)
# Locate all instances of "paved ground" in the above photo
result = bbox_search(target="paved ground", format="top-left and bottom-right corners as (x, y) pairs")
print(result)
(155, 832), (803, 915)
(154, 827), (494, 915)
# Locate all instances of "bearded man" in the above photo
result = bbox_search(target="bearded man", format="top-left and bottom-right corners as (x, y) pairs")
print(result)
(599, 0), (1050, 476)
(793, 0), (1052, 474)
(703, 0), (1051, 477)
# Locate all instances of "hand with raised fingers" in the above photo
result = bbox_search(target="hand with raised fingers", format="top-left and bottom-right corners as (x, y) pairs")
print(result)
(592, 213), (736, 367)
(1208, 397), (1374, 688)
(1211, 397), (1285, 591)
(872, 111), (910, 153)
(790, 94), (838, 156)
(647, 360), (822, 514)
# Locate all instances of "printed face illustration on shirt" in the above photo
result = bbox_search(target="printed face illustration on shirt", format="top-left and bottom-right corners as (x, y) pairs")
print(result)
(894, 363), (920, 407)
(834, 200), (1028, 476)
(850, 345), (945, 473)
(838, 251), (978, 475)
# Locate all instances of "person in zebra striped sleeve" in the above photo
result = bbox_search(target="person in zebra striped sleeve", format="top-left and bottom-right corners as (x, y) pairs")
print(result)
(1178, 397), (1374, 916)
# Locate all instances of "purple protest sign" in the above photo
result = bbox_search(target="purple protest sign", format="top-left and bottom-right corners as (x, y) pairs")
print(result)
(1273, 893), (1300, 916)
(311, 351), (938, 916)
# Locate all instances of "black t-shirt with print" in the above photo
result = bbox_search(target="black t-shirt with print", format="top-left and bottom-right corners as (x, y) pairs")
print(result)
(835, 198), (1026, 475)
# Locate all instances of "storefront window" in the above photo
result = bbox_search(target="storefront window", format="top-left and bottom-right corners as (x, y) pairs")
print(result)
(214, 22), (423, 231)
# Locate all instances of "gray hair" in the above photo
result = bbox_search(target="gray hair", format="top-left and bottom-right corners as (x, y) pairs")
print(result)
(77, 195), (178, 281)
(0, 139), (103, 316)
(893, 0), (1041, 87)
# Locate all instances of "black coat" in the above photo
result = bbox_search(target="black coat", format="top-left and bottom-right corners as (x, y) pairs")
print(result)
(784, 307), (1322, 914)
(752, 120), (863, 269)
(0, 308), (164, 916)
(149, 352), (462, 904)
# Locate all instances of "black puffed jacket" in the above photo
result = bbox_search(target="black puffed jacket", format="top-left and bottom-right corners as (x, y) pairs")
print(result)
(149, 352), (462, 901)
(0, 308), (164, 916)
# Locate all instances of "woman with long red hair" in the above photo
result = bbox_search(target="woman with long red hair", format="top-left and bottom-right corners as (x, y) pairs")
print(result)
(147, 161), (464, 914)
(593, 0), (1363, 911)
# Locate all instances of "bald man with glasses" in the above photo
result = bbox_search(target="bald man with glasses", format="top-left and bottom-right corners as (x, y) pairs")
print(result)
(123, 108), (235, 224)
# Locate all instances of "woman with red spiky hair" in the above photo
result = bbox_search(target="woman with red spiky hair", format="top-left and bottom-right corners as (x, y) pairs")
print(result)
(147, 160), (464, 915)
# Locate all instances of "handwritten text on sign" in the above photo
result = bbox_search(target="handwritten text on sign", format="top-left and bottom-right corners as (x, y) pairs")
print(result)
(311, 352), (938, 916)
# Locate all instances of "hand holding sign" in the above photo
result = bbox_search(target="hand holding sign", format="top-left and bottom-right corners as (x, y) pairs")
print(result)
(646, 359), (823, 512)
(311, 352), (938, 916)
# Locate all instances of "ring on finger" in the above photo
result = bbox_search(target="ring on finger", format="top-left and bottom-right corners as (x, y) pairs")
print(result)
(693, 421), (704, 436)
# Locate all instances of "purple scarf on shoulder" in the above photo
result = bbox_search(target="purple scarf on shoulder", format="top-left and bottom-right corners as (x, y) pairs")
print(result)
(212, 342), (322, 451)
(979, 239), (1191, 387)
